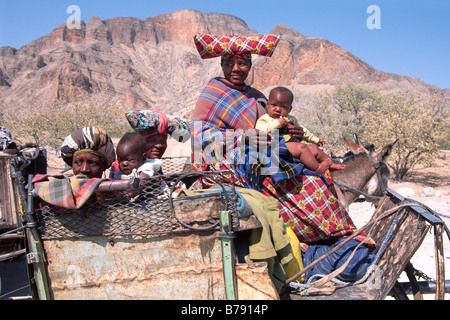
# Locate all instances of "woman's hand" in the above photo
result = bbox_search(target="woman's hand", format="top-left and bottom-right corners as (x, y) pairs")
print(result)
(317, 139), (326, 147)
(286, 124), (304, 141)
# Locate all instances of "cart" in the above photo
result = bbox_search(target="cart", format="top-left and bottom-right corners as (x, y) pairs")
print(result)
(1, 154), (448, 300)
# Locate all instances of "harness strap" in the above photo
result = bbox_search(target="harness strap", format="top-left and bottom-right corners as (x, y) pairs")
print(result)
(333, 153), (386, 203)
(367, 153), (387, 194)
(333, 180), (383, 202)
(286, 202), (431, 290)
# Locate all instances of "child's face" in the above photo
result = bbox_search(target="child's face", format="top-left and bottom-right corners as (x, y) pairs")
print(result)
(267, 91), (292, 119)
(117, 143), (146, 175)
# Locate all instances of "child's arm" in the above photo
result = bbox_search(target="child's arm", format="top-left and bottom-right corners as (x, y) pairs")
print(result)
(255, 115), (285, 132)
(302, 127), (323, 145)
(139, 171), (151, 179)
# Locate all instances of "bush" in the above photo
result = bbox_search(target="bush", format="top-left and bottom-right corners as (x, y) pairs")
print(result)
(2, 94), (131, 154)
(307, 83), (449, 180)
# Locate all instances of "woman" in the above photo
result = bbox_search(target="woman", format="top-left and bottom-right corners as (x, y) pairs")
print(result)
(61, 126), (116, 179)
(31, 126), (116, 210)
(191, 33), (374, 282)
(109, 109), (190, 178)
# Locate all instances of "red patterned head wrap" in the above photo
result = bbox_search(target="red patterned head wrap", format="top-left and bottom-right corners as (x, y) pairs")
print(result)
(193, 33), (280, 59)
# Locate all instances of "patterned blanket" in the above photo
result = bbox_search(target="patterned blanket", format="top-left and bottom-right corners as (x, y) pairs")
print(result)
(192, 78), (373, 251)
(192, 78), (317, 190)
(32, 174), (106, 209)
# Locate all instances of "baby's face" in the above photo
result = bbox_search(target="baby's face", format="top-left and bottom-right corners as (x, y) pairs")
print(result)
(117, 144), (145, 175)
(267, 91), (292, 119)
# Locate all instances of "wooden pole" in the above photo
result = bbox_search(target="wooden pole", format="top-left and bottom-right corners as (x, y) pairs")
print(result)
(434, 224), (445, 300)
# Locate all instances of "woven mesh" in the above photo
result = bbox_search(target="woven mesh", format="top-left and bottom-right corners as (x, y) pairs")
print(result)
(35, 158), (237, 240)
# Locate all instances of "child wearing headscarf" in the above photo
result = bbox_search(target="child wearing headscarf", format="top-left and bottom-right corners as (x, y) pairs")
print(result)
(109, 109), (191, 179)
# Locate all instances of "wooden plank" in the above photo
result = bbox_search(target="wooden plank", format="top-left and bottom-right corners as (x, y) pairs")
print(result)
(287, 190), (431, 300)
(0, 155), (19, 230)
(364, 191), (430, 299)
(434, 224), (445, 300)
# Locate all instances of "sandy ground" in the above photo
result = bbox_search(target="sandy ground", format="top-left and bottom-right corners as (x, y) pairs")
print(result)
(46, 140), (449, 299)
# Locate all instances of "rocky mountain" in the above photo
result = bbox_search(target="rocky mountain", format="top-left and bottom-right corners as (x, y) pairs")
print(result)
(0, 9), (445, 118)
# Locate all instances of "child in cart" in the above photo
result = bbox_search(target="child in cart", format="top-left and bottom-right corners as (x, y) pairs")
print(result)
(112, 131), (163, 180)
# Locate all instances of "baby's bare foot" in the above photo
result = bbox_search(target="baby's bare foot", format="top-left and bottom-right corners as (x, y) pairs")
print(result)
(316, 158), (333, 175)
(329, 163), (346, 171)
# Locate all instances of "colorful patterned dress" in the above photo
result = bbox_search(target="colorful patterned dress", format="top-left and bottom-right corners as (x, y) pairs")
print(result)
(191, 78), (365, 251)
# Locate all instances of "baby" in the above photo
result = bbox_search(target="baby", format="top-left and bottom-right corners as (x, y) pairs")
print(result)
(256, 87), (345, 175)
(114, 131), (163, 179)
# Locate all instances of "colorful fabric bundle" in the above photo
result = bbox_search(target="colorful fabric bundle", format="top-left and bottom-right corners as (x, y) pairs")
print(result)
(61, 126), (116, 168)
(0, 126), (14, 150)
(303, 238), (375, 282)
(32, 174), (105, 209)
(193, 33), (281, 59)
(126, 109), (191, 143)
(126, 109), (168, 136)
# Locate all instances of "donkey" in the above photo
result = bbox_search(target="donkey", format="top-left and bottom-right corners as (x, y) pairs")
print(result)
(331, 136), (397, 209)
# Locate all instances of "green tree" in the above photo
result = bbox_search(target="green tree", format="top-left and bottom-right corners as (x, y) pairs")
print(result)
(364, 93), (449, 180)
(309, 83), (449, 180)
(307, 82), (382, 153)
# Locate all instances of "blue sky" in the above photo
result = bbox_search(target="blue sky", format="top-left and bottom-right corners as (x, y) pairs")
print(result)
(0, 0), (449, 89)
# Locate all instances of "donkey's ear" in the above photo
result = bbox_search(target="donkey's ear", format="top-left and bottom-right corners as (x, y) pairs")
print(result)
(343, 137), (369, 154)
(353, 133), (360, 145)
(373, 139), (398, 162)
(329, 149), (336, 158)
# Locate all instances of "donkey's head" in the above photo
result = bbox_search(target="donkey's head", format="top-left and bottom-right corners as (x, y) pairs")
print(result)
(343, 134), (397, 164)
(333, 135), (397, 207)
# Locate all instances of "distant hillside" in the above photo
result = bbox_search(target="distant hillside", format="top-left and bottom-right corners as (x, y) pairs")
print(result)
(0, 9), (445, 119)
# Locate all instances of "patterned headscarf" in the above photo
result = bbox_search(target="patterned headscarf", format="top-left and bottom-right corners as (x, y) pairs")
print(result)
(125, 109), (191, 143)
(61, 126), (116, 168)
(193, 33), (280, 59)
(0, 126), (14, 150)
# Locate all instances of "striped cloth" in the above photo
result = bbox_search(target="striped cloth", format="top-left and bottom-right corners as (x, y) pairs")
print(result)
(32, 174), (106, 209)
(191, 78), (373, 250)
(60, 126), (116, 169)
(192, 78), (310, 189)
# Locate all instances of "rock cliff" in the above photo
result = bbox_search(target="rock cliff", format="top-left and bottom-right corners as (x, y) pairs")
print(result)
(0, 9), (443, 118)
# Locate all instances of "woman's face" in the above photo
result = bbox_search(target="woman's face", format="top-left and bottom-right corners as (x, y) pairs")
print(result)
(221, 57), (252, 86)
(143, 133), (168, 159)
(72, 152), (106, 178)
